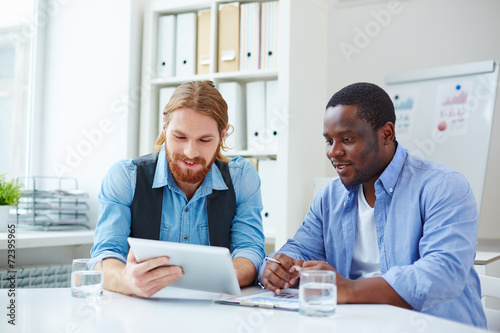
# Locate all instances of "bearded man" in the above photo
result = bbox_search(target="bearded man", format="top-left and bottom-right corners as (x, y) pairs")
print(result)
(91, 81), (265, 297)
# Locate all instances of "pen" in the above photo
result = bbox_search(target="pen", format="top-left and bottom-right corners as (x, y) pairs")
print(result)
(265, 256), (282, 264)
(265, 257), (302, 272)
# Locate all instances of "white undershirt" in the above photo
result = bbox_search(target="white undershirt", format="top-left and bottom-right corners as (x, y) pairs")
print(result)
(350, 184), (381, 279)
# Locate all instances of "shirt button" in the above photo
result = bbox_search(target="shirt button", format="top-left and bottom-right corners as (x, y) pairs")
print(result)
(183, 235), (188, 241)
(184, 207), (188, 212)
(389, 188), (393, 193)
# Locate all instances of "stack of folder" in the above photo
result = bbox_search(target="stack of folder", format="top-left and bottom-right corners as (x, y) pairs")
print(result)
(258, 159), (278, 235)
(197, 9), (211, 75)
(218, 1), (279, 73)
(239, 2), (260, 71)
(156, 12), (197, 78)
(217, 79), (280, 154)
(246, 80), (279, 153)
(260, 1), (279, 70)
(155, 2), (279, 78)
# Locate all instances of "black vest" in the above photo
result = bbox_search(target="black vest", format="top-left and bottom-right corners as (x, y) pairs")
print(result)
(129, 152), (236, 250)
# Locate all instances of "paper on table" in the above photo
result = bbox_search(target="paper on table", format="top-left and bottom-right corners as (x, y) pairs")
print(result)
(217, 288), (299, 311)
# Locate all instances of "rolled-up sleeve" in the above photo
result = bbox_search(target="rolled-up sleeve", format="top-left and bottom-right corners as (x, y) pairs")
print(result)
(229, 157), (266, 271)
(89, 160), (136, 269)
(257, 191), (328, 283)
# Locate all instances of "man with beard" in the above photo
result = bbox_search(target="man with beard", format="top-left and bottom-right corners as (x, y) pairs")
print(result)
(259, 82), (486, 328)
(91, 81), (265, 297)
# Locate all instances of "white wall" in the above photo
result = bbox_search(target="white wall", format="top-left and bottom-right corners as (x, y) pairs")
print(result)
(325, 0), (500, 238)
(35, 0), (144, 227)
(0, 0), (34, 27)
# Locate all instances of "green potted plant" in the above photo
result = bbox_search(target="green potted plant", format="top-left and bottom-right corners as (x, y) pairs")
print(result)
(0, 174), (23, 232)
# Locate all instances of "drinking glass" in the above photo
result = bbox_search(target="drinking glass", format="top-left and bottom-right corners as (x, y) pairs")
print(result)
(71, 259), (103, 298)
(299, 270), (336, 317)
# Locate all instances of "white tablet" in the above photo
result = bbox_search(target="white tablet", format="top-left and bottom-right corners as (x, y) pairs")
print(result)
(127, 237), (241, 296)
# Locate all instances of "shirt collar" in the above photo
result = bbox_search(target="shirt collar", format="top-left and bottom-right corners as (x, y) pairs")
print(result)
(343, 142), (407, 196)
(376, 142), (407, 196)
(152, 149), (228, 194)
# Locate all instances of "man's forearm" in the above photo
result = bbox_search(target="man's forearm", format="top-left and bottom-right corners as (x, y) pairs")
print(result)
(344, 277), (412, 309)
(232, 257), (257, 287)
(95, 258), (132, 295)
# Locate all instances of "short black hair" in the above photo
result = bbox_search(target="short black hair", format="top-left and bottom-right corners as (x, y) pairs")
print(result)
(326, 82), (396, 131)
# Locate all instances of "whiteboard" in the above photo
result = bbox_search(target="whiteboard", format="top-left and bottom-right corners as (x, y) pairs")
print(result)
(385, 60), (499, 212)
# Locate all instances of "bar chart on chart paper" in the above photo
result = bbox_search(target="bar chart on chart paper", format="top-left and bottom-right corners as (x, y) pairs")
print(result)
(388, 90), (418, 137)
(441, 90), (468, 105)
(394, 96), (414, 110)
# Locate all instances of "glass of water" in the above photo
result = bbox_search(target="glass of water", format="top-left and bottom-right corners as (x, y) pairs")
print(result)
(71, 258), (103, 298)
(299, 270), (336, 317)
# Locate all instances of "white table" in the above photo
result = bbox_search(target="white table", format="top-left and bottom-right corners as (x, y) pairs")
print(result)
(0, 287), (486, 333)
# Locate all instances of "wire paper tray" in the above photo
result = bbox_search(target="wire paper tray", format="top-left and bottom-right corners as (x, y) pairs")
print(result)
(15, 176), (91, 230)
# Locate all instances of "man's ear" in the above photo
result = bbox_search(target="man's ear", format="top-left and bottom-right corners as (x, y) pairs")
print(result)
(221, 125), (230, 141)
(381, 121), (395, 145)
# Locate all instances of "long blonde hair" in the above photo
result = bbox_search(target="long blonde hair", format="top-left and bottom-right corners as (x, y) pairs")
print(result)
(155, 81), (232, 162)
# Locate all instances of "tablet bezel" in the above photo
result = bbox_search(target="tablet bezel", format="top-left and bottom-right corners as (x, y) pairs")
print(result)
(127, 237), (241, 296)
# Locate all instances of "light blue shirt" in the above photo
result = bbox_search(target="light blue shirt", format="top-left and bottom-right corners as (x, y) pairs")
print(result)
(91, 150), (265, 271)
(259, 144), (486, 328)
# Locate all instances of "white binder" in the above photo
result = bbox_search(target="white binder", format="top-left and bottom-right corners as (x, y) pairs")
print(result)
(246, 81), (266, 152)
(218, 82), (246, 152)
(156, 15), (176, 78)
(175, 12), (197, 77)
(258, 159), (277, 236)
(158, 87), (176, 134)
(265, 80), (279, 152)
(240, 2), (261, 71)
(260, 1), (278, 70)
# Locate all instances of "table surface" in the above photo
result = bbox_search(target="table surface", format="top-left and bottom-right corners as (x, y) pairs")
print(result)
(0, 287), (487, 333)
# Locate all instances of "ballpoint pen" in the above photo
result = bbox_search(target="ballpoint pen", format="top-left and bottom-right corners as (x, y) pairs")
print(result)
(265, 256), (302, 271)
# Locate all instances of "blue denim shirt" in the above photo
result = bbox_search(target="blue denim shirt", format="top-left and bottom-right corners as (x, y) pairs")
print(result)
(260, 144), (486, 328)
(91, 150), (265, 270)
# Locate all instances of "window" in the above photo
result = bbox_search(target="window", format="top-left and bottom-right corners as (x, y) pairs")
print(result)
(0, 0), (36, 178)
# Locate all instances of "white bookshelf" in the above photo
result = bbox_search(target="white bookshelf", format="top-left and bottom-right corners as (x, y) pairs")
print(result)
(139, 0), (328, 250)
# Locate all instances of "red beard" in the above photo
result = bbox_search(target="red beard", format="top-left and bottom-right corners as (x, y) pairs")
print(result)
(167, 149), (217, 184)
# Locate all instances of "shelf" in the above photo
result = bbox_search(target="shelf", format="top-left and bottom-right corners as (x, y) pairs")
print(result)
(226, 150), (277, 159)
(150, 69), (279, 86)
(0, 229), (95, 250)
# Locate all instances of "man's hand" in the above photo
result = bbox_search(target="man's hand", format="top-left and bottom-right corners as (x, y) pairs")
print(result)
(301, 260), (353, 304)
(102, 250), (184, 298)
(261, 253), (304, 295)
